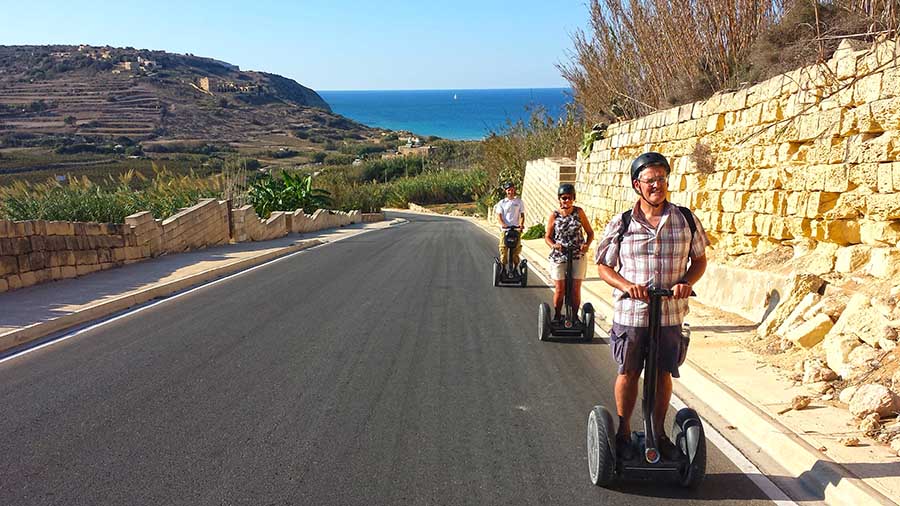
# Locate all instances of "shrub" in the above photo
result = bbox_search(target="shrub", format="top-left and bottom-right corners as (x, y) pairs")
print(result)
(521, 223), (546, 240)
(246, 171), (333, 217)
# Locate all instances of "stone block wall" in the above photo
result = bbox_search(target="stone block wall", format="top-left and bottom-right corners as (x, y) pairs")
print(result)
(0, 220), (127, 292)
(125, 198), (231, 257)
(521, 38), (900, 320)
(0, 199), (372, 294)
(521, 157), (576, 227)
(574, 38), (900, 272)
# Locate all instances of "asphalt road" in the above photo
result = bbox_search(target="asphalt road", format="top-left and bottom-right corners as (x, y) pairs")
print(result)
(0, 212), (779, 505)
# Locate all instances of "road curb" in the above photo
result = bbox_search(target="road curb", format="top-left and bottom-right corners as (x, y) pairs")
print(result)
(0, 239), (322, 355)
(469, 215), (897, 506)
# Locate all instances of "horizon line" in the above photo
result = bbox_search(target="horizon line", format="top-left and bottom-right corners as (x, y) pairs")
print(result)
(318, 86), (572, 93)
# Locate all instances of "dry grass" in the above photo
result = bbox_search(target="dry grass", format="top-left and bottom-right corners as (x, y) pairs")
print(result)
(560, 0), (900, 123)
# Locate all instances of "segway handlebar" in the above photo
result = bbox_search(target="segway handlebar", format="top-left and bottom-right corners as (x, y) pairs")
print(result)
(620, 288), (696, 299)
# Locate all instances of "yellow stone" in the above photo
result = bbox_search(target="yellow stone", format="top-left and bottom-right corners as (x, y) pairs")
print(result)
(866, 193), (900, 220)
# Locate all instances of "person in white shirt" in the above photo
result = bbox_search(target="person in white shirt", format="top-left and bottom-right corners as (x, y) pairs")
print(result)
(493, 181), (526, 266)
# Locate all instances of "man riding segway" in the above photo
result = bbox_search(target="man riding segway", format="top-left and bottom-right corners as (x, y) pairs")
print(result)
(493, 181), (527, 287)
(588, 152), (710, 486)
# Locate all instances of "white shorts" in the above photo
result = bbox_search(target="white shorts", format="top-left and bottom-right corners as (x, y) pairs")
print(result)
(549, 257), (588, 281)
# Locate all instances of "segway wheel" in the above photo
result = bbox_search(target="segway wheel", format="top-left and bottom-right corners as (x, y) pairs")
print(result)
(538, 303), (551, 341)
(492, 260), (501, 287)
(673, 407), (707, 488)
(581, 303), (595, 342)
(519, 260), (528, 287)
(587, 406), (616, 486)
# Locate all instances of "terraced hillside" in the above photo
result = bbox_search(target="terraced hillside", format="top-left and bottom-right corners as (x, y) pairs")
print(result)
(0, 45), (377, 144)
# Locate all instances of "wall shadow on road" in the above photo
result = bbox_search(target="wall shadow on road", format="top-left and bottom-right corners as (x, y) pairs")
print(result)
(605, 459), (898, 502)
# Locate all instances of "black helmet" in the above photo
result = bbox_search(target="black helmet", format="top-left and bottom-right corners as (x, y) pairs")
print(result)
(557, 183), (575, 197)
(501, 181), (515, 190)
(630, 152), (671, 182)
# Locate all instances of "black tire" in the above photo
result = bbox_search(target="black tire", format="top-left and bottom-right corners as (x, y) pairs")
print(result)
(519, 260), (528, 287)
(587, 406), (616, 486)
(539, 303), (551, 341)
(492, 260), (500, 287)
(673, 407), (707, 488)
(582, 303), (595, 341)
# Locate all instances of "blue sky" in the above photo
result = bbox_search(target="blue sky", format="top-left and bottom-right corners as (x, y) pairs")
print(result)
(1, 0), (590, 91)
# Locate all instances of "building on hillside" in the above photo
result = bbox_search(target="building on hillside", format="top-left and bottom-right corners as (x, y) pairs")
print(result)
(197, 77), (260, 94)
(398, 145), (434, 157)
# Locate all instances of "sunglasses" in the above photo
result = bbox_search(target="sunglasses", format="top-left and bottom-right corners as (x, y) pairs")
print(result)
(638, 176), (668, 186)
(559, 195), (574, 201)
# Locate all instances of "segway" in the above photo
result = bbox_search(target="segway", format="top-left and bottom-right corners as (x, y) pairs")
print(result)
(537, 246), (595, 341)
(587, 288), (706, 488)
(493, 227), (528, 288)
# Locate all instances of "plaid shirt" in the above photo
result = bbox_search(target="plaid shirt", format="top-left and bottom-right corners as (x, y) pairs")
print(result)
(594, 201), (709, 327)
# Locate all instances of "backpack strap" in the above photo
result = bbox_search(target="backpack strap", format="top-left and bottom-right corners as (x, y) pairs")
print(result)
(615, 210), (632, 244)
(675, 205), (697, 246)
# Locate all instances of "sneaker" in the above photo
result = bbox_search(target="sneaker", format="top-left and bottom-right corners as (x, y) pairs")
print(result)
(658, 435), (680, 460)
(615, 434), (635, 460)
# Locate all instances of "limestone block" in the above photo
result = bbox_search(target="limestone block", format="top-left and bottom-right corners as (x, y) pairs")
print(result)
(812, 219), (860, 245)
(824, 331), (862, 378)
(846, 132), (898, 165)
(769, 217), (795, 240)
(0, 255), (16, 276)
(866, 193), (900, 220)
(719, 191), (748, 213)
(758, 273), (825, 338)
(706, 114), (725, 133)
(6, 274), (22, 290)
(733, 212), (758, 235)
(784, 313), (834, 349)
(869, 98), (900, 130)
(866, 247), (900, 279)
(860, 220), (900, 246)
(822, 164), (851, 192)
(805, 192), (840, 219)
(878, 163), (895, 193)
(753, 214), (773, 236)
(849, 383), (899, 418)
(776, 292), (821, 336)
(834, 292), (894, 348)
(786, 192), (808, 215)
(722, 234), (758, 255)
(20, 271), (37, 288)
(854, 72), (884, 105)
(894, 162), (900, 191)
(835, 244), (872, 272)
(824, 191), (865, 220)
(849, 162), (880, 190)
(786, 217), (812, 238)
(805, 295), (848, 322)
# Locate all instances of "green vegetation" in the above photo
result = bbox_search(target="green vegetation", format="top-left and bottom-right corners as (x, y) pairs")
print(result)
(247, 171), (332, 217)
(521, 223), (545, 240)
(0, 168), (222, 223)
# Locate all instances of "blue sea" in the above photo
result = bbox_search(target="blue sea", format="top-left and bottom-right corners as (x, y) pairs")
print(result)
(318, 88), (572, 141)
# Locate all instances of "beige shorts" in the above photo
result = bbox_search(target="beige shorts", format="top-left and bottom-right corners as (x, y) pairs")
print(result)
(549, 257), (588, 281)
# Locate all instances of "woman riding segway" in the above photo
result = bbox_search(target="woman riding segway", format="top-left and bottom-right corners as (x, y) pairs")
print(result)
(544, 183), (594, 323)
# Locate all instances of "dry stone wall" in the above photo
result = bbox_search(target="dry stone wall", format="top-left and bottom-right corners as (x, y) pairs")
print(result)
(577, 38), (900, 267)
(0, 198), (373, 294)
(521, 157), (576, 227)
(521, 39), (900, 424)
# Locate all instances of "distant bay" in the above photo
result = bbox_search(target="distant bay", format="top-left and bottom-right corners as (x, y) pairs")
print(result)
(318, 88), (572, 141)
